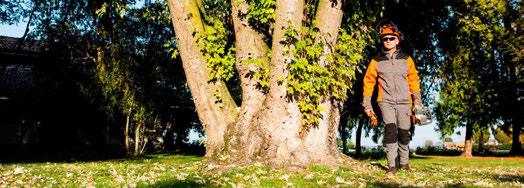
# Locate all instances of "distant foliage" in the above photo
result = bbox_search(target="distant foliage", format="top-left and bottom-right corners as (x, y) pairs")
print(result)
(493, 127), (512, 144)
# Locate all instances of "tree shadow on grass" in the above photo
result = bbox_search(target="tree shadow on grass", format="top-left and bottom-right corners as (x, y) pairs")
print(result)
(368, 181), (413, 188)
(0, 146), (131, 164)
(0, 145), (202, 165)
(144, 179), (212, 188)
(369, 161), (388, 171)
(490, 173), (524, 183)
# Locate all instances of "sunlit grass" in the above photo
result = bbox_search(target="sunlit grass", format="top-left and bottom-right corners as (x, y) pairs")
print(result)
(0, 153), (522, 187)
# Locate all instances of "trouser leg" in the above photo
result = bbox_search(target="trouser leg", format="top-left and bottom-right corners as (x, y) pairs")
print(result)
(397, 104), (412, 165)
(379, 103), (398, 168)
(380, 103), (412, 168)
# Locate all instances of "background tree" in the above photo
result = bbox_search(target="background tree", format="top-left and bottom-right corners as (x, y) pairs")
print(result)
(473, 127), (490, 153)
(435, 0), (522, 157)
(493, 126), (513, 145)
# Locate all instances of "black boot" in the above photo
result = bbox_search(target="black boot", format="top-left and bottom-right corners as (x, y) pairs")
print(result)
(386, 167), (397, 175)
(400, 164), (410, 171)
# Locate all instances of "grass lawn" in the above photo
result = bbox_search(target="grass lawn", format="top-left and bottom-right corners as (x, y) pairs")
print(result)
(0, 153), (522, 187)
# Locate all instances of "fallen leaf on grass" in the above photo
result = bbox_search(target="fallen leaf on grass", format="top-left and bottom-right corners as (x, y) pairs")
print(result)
(336, 176), (345, 184)
(251, 175), (260, 185)
(305, 173), (314, 179)
(279, 174), (289, 181)
(473, 180), (493, 187)
(13, 167), (24, 175)
(176, 172), (188, 180)
(229, 182), (246, 188)
(195, 179), (206, 184)
(210, 179), (222, 186)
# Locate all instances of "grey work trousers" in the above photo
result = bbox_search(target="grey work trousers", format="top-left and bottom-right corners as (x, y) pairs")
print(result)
(379, 102), (412, 168)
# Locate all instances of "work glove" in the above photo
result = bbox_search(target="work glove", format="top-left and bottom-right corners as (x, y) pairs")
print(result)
(365, 108), (378, 126)
(364, 108), (375, 117)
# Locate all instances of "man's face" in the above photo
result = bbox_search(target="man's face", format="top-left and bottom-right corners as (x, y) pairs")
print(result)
(382, 35), (399, 50)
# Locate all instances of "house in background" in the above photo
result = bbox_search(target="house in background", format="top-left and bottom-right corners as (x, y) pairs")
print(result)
(485, 139), (499, 146)
(443, 141), (465, 151)
(0, 36), (119, 159)
(0, 36), (201, 160)
(0, 36), (40, 146)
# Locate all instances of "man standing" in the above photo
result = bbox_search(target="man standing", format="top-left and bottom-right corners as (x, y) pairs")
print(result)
(363, 23), (422, 175)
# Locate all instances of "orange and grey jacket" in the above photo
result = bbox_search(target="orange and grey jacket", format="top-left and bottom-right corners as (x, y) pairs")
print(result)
(363, 49), (421, 109)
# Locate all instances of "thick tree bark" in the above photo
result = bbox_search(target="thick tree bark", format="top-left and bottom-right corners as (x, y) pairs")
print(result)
(462, 123), (473, 157)
(230, 0), (269, 132)
(167, 0), (238, 159)
(169, 0), (348, 167)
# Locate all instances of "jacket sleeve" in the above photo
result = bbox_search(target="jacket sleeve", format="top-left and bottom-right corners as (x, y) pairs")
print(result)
(363, 59), (378, 109)
(407, 57), (422, 106)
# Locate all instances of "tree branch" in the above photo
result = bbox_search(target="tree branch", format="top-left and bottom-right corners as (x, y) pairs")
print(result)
(231, 0), (269, 117)
(167, 0), (237, 138)
(14, 1), (40, 56)
(314, 0), (343, 63)
(268, 0), (305, 101)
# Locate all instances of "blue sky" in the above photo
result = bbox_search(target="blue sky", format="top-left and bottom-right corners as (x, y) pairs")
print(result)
(0, 23), (28, 37)
(0, 22), (473, 148)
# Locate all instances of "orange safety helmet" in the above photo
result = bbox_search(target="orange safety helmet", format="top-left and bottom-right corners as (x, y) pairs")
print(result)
(376, 19), (404, 40)
(381, 26), (401, 38)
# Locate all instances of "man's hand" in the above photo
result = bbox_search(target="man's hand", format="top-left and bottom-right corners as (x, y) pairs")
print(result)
(365, 108), (378, 126)
(414, 105), (422, 112)
(365, 108), (375, 117)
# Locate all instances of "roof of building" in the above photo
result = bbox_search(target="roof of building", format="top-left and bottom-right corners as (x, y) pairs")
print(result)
(0, 65), (35, 97)
(0, 35), (40, 55)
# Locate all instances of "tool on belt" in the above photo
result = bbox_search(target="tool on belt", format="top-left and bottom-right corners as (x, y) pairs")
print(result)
(412, 106), (432, 125)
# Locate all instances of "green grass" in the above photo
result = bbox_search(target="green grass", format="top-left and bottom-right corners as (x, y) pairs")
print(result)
(0, 153), (522, 187)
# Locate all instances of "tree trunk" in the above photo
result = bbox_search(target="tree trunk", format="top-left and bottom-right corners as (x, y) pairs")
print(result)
(509, 64), (522, 155)
(502, 4), (522, 156)
(339, 125), (348, 154)
(339, 106), (349, 154)
(168, 0), (348, 167)
(167, 0), (239, 159)
(134, 123), (141, 156)
(355, 120), (363, 158)
(478, 129), (484, 154)
(461, 123), (473, 157)
(125, 105), (132, 153)
(163, 121), (175, 151)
